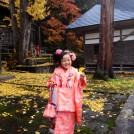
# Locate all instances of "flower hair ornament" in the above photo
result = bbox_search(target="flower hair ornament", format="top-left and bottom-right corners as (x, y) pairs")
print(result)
(70, 53), (76, 61)
(55, 49), (76, 61)
(55, 49), (62, 55)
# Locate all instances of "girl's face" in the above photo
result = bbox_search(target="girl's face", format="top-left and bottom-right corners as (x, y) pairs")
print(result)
(61, 54), (72, 70)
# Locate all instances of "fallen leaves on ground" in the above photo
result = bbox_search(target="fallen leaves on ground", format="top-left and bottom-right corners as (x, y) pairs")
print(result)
(0, 69), (134, 133)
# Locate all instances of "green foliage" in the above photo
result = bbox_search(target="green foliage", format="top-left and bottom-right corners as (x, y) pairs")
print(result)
(107, 118), (116, 130)
(87, 74), (134, 94)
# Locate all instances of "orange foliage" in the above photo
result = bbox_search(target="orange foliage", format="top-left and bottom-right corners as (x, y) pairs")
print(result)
(41, 0), (81, 47)
(67, 32), (76, 40)
(66, 32), (84, 52)
(44, 17), (65, 43)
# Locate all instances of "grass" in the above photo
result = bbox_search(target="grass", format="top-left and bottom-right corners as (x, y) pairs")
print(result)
(0, 69), (134, 134)
(86, 73), (134, 94)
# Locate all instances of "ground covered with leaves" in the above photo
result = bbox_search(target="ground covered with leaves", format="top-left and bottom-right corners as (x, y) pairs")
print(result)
(0, 69), (134, 134)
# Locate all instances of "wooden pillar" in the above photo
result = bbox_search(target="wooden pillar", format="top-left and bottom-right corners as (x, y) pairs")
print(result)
(98, 0), (115, 78)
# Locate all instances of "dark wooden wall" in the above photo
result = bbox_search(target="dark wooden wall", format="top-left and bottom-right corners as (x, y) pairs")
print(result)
(0, 27), (13, 54)
(84, 40), (134, 70)
(113, 40), (134, 65)
(84, 44), (97, 64)
(0, 24), (40, 60)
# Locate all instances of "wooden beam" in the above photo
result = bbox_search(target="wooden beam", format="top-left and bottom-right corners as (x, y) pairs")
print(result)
(120, 31), (134, 41)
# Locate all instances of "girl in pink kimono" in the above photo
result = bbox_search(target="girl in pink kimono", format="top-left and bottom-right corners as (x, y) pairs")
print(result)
(47, 49), (86, 134)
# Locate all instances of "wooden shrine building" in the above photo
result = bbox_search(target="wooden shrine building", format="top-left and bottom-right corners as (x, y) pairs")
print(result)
(66, 0), (134, 71)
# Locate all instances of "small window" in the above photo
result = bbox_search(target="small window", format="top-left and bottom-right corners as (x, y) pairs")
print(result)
(94, 44), (99, 55)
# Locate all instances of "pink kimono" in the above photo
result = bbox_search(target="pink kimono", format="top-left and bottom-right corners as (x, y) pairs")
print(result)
(47, 66), (86, 134)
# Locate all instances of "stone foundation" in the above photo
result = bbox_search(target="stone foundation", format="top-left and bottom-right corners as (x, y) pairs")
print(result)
(115, 89), (134, 134)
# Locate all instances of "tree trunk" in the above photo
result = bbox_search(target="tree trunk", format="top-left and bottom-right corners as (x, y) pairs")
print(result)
(9, 0), (20, 57)
(0, 43), (2, 74)
(94, 0), (114, 80)
(18, 0), (32, 65)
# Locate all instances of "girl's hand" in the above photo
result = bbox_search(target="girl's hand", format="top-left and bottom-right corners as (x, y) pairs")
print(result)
(80, 72), (86, 79)
(49, 82), (54, 87)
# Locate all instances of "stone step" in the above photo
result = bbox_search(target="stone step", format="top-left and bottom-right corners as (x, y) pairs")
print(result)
(0, 74), (15, 82)
(25, 57), (53, 65)
(15, 64), (55, 73)
(40, 54), (53, 58)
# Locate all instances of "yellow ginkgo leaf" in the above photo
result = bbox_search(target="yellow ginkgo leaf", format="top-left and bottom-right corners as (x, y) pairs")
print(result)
(35, 131), (40, 134)
(79, 67), (85, 72)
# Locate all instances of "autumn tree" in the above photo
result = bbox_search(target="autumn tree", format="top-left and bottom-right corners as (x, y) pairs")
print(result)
(41, 0), (81, 51)
(6, 0), (48, 64)
(19, 0), (47, 64)
(94, 0), (115, 80)
(66, 32), (84, 52)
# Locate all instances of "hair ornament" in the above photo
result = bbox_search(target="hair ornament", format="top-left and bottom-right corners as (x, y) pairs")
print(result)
(70, 53), (76, 61)
(55, 49), (62, 55)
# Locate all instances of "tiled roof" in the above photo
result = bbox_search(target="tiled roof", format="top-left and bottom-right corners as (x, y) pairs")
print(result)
(66, 0), (134, 29)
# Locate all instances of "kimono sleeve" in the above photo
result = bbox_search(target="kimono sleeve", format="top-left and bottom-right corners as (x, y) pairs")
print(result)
(79, 75), (86, 89)
(74, 71), (86, 125)
(46, 69), (57, 88)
